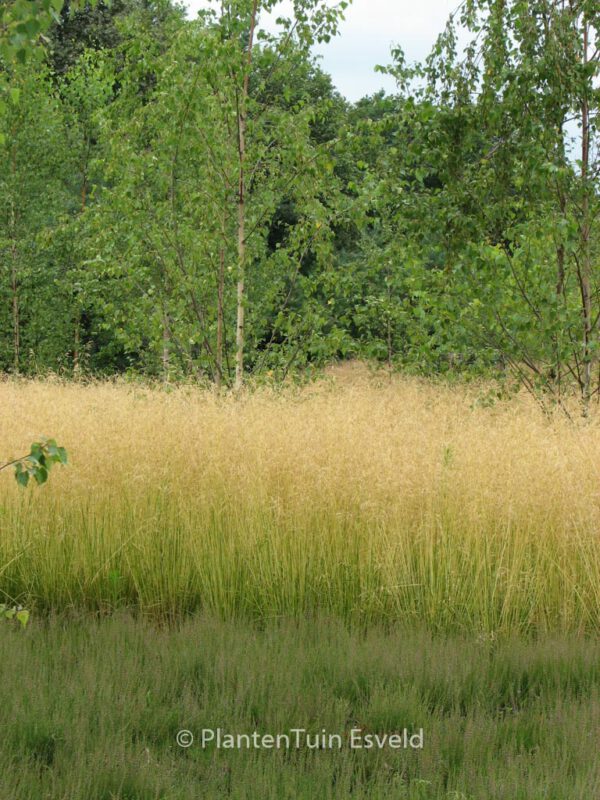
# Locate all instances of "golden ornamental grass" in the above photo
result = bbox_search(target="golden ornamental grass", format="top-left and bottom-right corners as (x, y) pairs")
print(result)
(1, 372), (599, 633)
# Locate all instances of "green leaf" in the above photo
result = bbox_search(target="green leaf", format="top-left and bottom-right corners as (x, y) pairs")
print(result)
(16, 609), (30, 628)
(30, 443), (43, 461)
(15, 468), (29, 488)
(33, 466), (49, 485)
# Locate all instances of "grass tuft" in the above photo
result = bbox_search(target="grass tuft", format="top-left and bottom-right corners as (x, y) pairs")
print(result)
(1, 377), (599, 632)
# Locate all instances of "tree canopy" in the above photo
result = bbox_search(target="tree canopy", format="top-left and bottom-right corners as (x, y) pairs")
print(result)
(0, 0), (598, 412)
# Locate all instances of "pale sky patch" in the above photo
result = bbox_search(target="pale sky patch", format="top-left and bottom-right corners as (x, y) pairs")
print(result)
(184, 0), (462, 100)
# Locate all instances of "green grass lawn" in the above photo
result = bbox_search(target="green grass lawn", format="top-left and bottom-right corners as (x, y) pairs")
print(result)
(2, 615), (600, 799)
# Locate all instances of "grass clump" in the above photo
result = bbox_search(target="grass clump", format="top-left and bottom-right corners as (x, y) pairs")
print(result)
(0, 376), (599, 632)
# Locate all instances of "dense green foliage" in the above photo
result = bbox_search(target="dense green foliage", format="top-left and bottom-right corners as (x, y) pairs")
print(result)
(0, 0), (598, 407)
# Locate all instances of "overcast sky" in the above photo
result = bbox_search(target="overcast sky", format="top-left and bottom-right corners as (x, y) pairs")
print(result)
(184, 0), (461, 101)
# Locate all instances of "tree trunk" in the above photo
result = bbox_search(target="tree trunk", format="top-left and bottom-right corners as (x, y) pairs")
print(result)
(554, 125), (567, 400)
(162, 312), (171, 381)
(216, 243), (225, 389)
(10, 242), (19, 374)
(73, 315), (81, 376)
(386, 267), (393, 377)
(234, 0), (259, 391)
(74, 171), (88, 375)
(579, 21), (592, 417)
(235, 194), (245, 390)
(9, 147), (19, 373)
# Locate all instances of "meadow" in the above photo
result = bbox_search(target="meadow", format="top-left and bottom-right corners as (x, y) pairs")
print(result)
(3, 615), (600, 800)
(3, 374), (600, 799)
(1, 373), (599, 632)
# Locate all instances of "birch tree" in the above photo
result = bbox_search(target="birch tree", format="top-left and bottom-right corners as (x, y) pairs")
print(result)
(201, 0), (350, 388)
(376, 0), (600, 413)
(97, 1), (349, 383)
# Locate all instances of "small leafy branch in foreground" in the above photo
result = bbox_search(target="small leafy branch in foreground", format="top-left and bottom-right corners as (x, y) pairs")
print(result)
(0, 604), (29, 628)
(0, 438), (67, 629)
(0, 438), (68, 487)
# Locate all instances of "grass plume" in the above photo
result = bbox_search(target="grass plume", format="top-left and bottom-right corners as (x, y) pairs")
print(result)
(1, 373), (599, 633)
